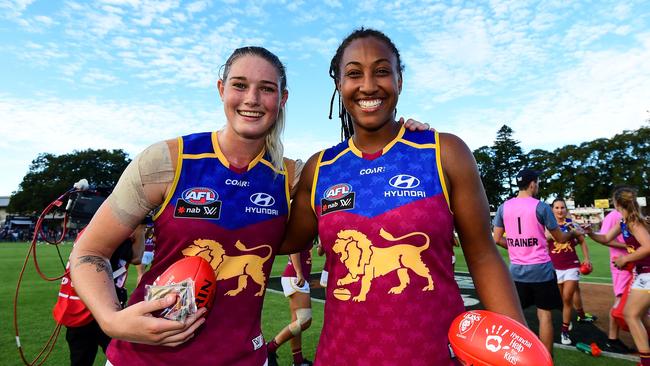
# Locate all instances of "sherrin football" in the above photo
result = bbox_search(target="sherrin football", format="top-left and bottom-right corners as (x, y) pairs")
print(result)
(448, 310), (552, 366)
(579, 262), (593, 275)
(153, 256), (217, 311)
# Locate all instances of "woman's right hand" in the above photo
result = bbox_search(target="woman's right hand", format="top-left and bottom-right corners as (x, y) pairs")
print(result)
(102, 294), (208, 347)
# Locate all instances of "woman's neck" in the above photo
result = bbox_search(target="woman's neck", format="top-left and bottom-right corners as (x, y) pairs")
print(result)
(351, 120), (400, 154)
(217, 128), (265, 168)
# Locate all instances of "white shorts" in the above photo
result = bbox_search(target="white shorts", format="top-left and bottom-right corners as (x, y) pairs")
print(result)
(320, 270), (328, 288)
(281, 276), (310, 297)
(631, 272), (650, 290)
(555, 268), (580, 283)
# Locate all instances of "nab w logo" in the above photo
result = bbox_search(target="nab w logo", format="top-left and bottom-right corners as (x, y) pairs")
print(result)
(250, 193), (275, 207)
(389, 174), (420, 189)
(203, 206), (219, 215)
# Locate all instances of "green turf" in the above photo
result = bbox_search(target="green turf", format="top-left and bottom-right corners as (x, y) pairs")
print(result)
(0, 241), (636, 365)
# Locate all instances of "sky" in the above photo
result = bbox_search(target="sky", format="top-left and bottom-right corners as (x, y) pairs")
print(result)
(1, 0), (649, 196)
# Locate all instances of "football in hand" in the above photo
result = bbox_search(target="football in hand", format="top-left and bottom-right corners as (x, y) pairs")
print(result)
(448, 310), (552, 366)
(153, 256), (217, 311)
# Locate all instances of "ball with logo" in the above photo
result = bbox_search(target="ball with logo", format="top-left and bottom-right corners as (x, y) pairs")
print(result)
(448, 310), (552, 366)
(153, 256), (217, 312)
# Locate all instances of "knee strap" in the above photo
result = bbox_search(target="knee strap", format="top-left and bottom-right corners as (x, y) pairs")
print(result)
(288, 308), (312, 335)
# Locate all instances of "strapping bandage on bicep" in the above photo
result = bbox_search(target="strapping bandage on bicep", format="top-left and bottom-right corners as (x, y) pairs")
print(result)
(287, 158), (305, 196)
(107, 141), (174, 229)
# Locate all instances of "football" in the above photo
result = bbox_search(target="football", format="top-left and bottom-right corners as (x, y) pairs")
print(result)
(448, 310), (552, 366)
(579, 262), (593, 275)
(154, 256), (217, 311)
(332, 287), (351, 301)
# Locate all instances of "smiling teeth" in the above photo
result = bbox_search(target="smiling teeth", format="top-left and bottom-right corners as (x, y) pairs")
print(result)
(239, 111), (263, 117)
(358, 99), (382, 108)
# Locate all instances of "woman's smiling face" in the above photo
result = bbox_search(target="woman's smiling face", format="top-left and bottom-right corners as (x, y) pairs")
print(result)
(338, 36), (402, 133)
(218, 55), (287, 140)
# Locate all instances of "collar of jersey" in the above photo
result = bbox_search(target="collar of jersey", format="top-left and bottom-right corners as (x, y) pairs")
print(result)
(211, 131), (266, 173)
(347, 124), (405, 159)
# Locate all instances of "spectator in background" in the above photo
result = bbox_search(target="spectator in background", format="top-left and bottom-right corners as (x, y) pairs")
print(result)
(546, 198), (593, 346)
(267, 244), (314, 366)
(589, 200), (635, 353)
(585, 186), (650, 365)
(54, 226), (144, 366)
(493, 169), (584, 356)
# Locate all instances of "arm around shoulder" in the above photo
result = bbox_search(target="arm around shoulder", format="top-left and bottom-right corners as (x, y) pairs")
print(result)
(278, 152), (320, 255)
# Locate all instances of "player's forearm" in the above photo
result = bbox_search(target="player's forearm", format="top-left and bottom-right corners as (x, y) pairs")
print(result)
(622, 246), (650, 264)
(290, 253), (304, 276)
(70, 249), (121, 332)
(468, 253), (525, 325)
(604, 240), (628, 249)
(580, 241), (590, 261)
(586, 232), (609, 245)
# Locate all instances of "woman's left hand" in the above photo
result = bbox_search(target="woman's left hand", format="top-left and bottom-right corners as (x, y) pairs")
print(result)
(400, 117), (431, 131)
(613, 256), (628, 269)
(295, 274), (306, 287)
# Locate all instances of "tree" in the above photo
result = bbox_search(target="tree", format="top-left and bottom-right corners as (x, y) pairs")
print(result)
(523, 148), (554, 200)
(8, 149), (131, 214)
(492, 125), (524, 197)
(473, 146), (504, 210)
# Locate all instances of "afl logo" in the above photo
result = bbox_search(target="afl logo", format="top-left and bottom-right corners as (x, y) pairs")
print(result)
(458, 312), (482, 335)
(389, 174), (420, 189)
(250, 192), (275, 207)
(182, 187), (218, 205)
(324, 183), (352, 201)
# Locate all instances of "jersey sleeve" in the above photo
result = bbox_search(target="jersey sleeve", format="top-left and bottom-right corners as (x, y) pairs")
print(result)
(493, 204), (505, 228)
(536, 202), (558, 230)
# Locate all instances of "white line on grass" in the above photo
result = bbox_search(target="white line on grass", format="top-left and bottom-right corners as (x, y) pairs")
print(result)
(554, 343), (639, 362)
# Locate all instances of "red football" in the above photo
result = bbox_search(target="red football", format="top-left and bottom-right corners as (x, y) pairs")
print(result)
(579, 262), (593, 275)
(154, 256), (217, 311)
(449, 310), (552, 366)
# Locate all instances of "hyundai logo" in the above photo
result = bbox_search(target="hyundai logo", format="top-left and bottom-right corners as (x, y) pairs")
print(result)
(250, 192), (275, 207)
(389, 174), (420, 189)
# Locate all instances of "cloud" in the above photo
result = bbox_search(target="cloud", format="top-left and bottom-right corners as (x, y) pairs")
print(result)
(0, 95), (225, 190)
(439, 32), (650, 152)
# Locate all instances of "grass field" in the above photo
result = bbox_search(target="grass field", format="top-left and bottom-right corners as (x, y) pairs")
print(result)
(0, 240), (636, 366)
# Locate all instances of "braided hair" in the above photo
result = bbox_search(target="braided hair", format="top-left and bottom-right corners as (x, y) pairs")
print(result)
(328, 27), (404, 141)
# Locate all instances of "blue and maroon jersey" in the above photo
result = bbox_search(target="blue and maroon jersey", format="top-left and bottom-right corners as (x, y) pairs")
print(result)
(282, 248), (313, 278)
(312, 126), (463, 366)
(107, 132), (290, 366)
(548, 219), (581, 270)
(621, 220), (650, 274)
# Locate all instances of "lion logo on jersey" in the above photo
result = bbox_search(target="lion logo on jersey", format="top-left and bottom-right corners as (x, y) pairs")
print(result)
(182, 239), (273, 296)
(332, 228), (434, 302)
(551, 242), (574, 253)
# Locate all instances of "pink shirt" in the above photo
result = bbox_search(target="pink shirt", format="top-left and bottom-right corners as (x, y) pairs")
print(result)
(503, 197), (551, 265)
(601, 210), (627, 269)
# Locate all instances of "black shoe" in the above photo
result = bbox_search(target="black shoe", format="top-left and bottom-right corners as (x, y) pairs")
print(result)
(603, 339), (634, 354)
(268, 351), (279, 366)
(293, 360), (313, 366)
